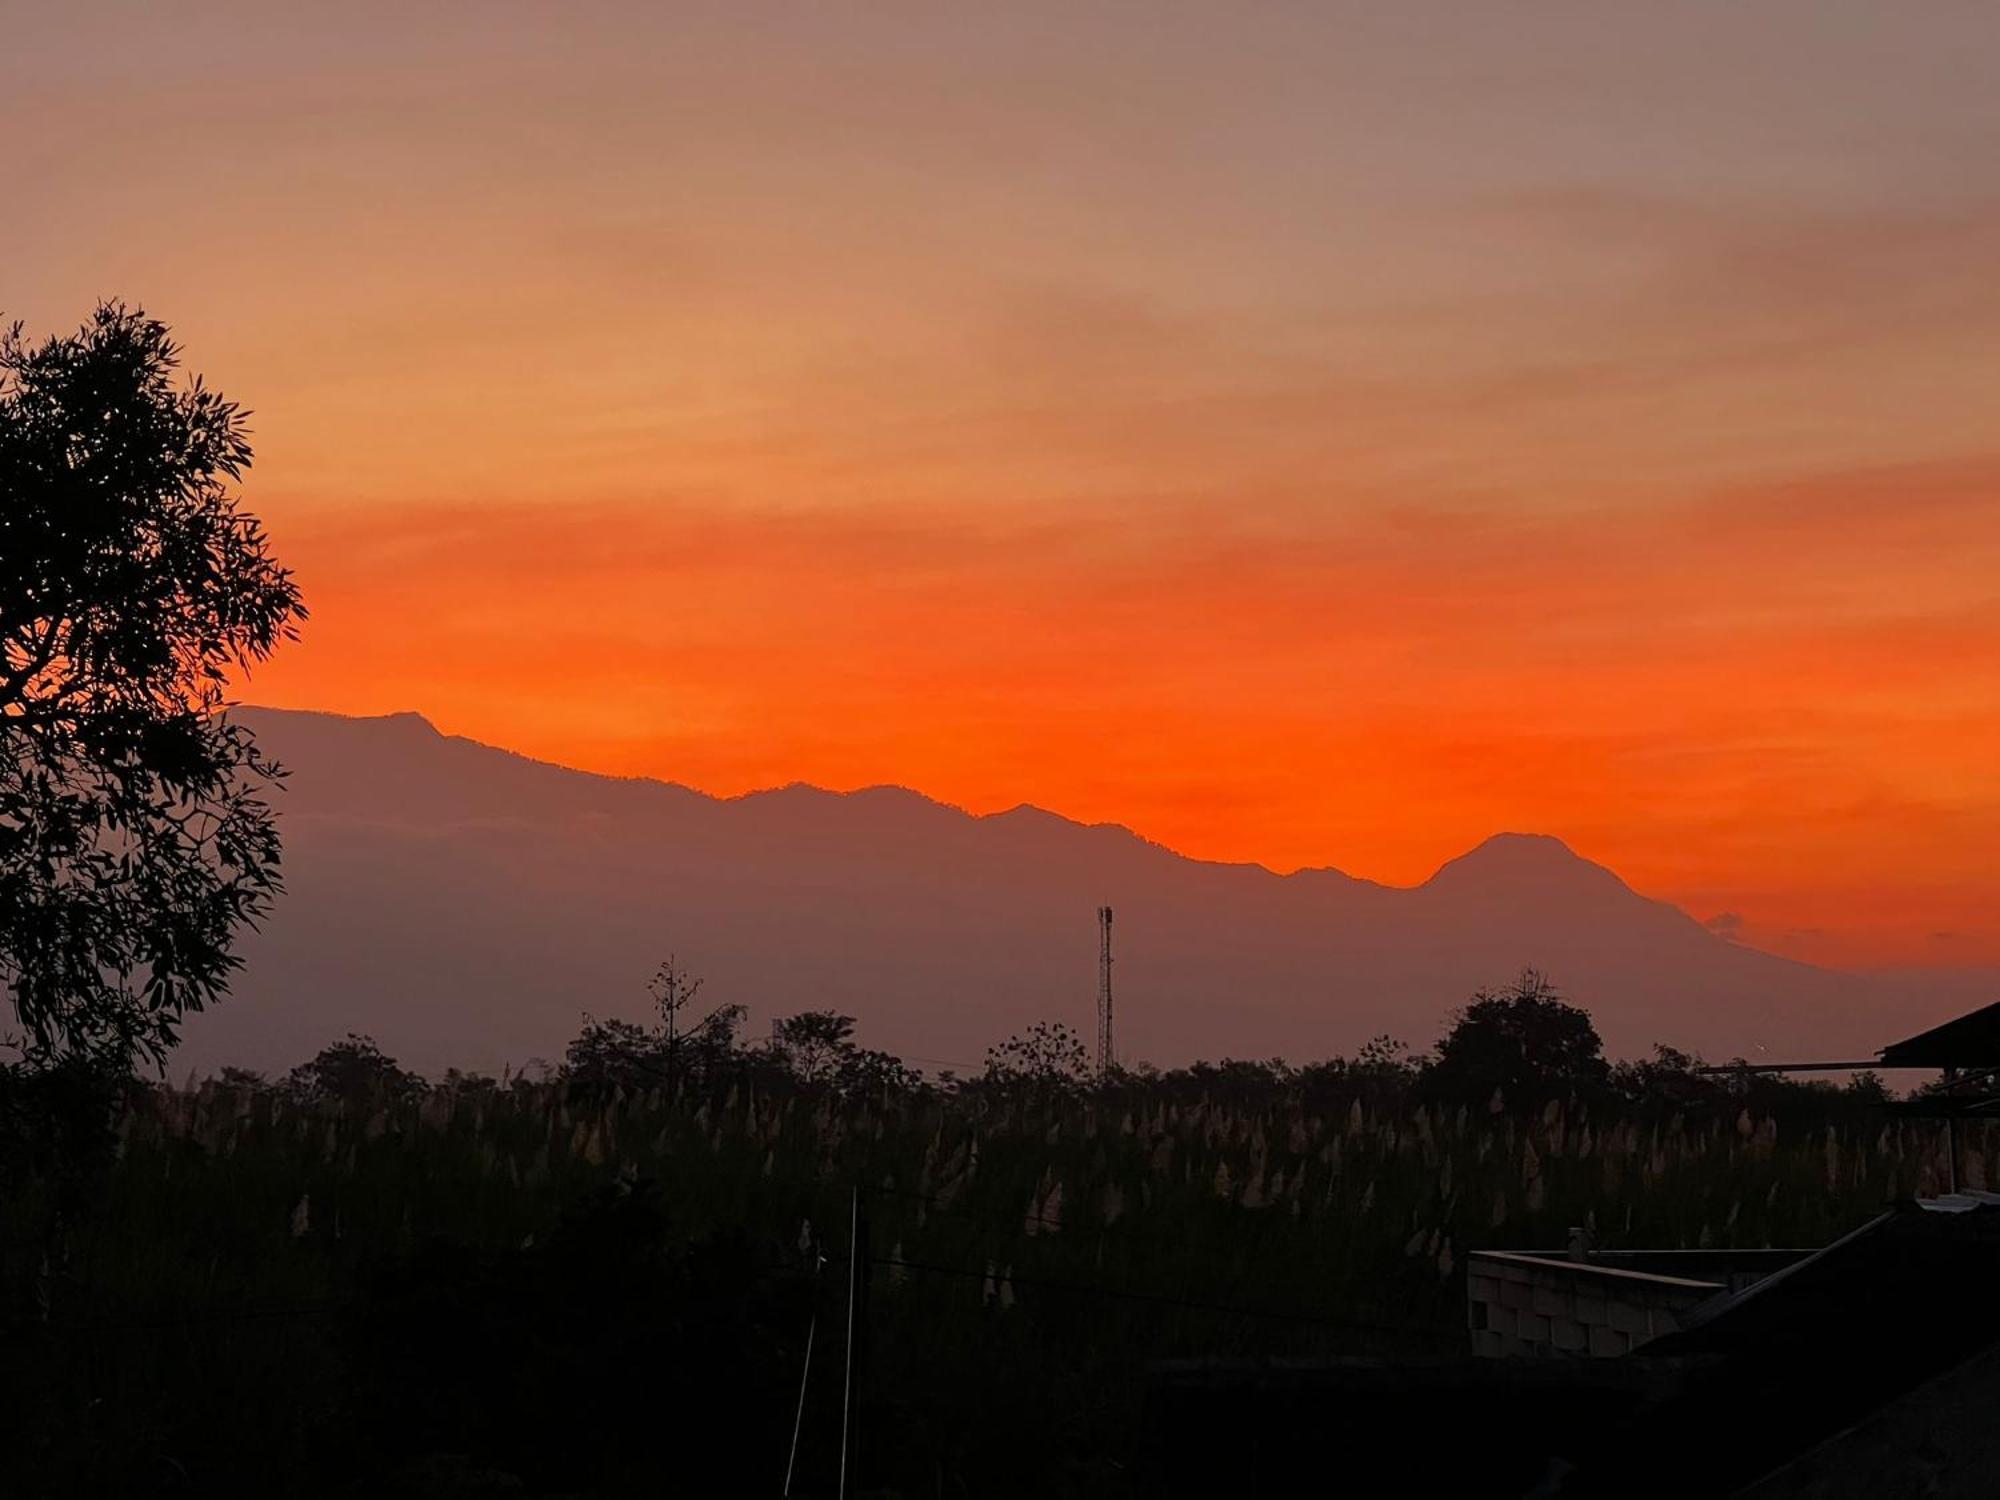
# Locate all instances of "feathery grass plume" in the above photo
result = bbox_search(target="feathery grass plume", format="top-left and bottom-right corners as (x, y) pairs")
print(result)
(1346, 1098), (1365, 1137)
(1040, 1178), (1064, 1233)
(1241, 1166), (1267, 1210)
(982, 1261), (998, 1307)
(289, 1193), (310, 1238)
(420, 1092), (450, 1132)
(998, 1266), (1016, 1310)
(1359, 1180), (1375, 1216)
(1212, 1160), (1234, 1200)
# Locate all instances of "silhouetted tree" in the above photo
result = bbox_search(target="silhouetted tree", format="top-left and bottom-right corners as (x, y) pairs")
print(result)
(286, 1034), (426, 1110)
(983, 1020), (1091, 1094)
(648, 954), (742, 1083)
(1611, 1043), (1726, 1111)
(0, 304), (304, 1069)
(0, 1051), (132, 1211)
(1844, 1069), (1891, 1104)
(563, 961), (744, 1100)
(836, 1044), (924, 1096)
(1421, 969), (1608, 1112)
(564, 1015), (662, 1099)
(773, 1011), (857, 1086)
(1297, 1034), (1419, 1114)
(1157, 1057), (1295, 1107)
(439, 1067), (501, 1098)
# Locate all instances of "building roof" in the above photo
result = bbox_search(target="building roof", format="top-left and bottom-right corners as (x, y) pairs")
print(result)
(1564, 1199), (2000, 1495)
(1878, 998), (2000, 1068)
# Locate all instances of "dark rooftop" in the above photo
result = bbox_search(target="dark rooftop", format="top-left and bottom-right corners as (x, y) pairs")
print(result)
(1878, 998), (2000, 1068)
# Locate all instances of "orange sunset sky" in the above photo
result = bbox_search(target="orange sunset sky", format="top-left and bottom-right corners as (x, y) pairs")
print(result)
(7, 4), (1997, 968)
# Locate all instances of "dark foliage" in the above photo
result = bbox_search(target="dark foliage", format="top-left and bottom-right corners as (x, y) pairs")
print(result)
(0, 304), (304, 1068)
(343, 1180), (811, 1496)
(0, 1052), (132, 1215)
(773, 1010), (859, 1086)
(1421, 969), (1610, 1113)
(983, 1019), (1092, 1095)
(0, 974), (1946, 1498)
(562, 960), (747, 1102)
(286, 1034), (428, 1110)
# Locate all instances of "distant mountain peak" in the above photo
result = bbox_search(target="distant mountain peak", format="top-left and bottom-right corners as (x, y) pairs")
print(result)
(1423, 831), (1632, 897)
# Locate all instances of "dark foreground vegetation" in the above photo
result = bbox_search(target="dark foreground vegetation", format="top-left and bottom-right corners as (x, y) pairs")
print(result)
(0, 972), (1962, 1498)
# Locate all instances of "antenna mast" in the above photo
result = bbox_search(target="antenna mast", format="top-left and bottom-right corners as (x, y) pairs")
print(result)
(1096, 905), (1114, 1079)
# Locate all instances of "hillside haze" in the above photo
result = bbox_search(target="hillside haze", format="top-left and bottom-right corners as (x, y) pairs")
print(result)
(179, 708), (1949, 1078)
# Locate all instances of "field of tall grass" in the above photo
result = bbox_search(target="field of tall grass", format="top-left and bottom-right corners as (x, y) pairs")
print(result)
(3, 1042), (1968, 1497)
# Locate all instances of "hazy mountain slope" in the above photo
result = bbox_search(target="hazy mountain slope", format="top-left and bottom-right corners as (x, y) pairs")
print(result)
(172, 708), (1962, 1078)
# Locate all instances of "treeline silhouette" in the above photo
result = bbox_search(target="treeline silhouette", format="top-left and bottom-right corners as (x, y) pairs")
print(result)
(1, 972), (1945, 1498)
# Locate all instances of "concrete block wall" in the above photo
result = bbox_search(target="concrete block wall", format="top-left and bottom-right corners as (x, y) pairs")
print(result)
(1467, 1251), (1723, 1358)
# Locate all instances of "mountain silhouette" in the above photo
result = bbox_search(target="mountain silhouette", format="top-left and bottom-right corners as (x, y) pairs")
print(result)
(175, 708), (1968, 1078)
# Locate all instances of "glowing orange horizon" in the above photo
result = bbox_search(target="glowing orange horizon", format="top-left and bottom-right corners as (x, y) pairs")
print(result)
(240, 458), (2000, 971)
